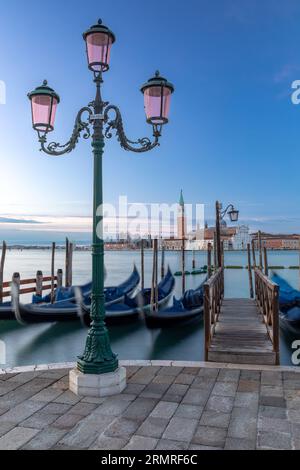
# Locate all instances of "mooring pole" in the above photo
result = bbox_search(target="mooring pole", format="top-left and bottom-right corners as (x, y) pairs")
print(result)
(141, 239), (145, 290)
(51, 242), (56, 303)
(263, 246), (269, 277)
(192, 249), (196, 270)
(161, 245), (165, 279)
(258, 230), (263, 270)
(247, 243), (254, 298)
(0, 241), (7, 304)
(251, 239), (257, 269)
(207, 242), (212, 278)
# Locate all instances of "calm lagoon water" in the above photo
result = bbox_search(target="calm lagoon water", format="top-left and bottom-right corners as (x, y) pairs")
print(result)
(0, 249), (299, 367)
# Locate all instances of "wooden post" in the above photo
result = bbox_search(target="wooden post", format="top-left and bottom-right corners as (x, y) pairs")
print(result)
(35, 270), (43, 297)
(68, 242), (73, 287)
(299, 236), (300, 290)
(215, 201), (222, 268)
(251, 239), (257, 268)
(258, 230), (263, 270)
(213, 231), (217, 271)
(12, 272), (20, 302)
(161, 245), (165, 279)
(57, 269), (63, 288)
(207, 242), (212, 278)
(181, 229), (185, 295)
(192, 249), (196, 269)
(221, 241), (224, 268)
(0, 241), (7, 303)
(51, 242), (55, 303)
(247, 243), (254, 299)
(141, 239), (144, 290)
(204, 283), (210, 361)
(273, 284), (280, 365)
(65, 238), (70, 287)
(155, 239), (158, 311)
(263, 246), (269, 277)
(150, 239), (156, 311)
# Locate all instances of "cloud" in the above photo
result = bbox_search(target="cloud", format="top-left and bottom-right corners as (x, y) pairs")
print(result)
(0, 216), (41, 224)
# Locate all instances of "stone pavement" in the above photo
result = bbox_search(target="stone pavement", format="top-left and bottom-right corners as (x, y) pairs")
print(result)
(0, 363), (300, 450)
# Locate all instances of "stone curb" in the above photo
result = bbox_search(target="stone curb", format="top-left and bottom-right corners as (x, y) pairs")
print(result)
(0, 360), (299, 376)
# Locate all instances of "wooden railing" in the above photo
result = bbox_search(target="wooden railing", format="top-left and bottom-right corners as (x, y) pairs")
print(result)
(254, 267), (280, 364)
(0, 269), (63, 303)
(204, 267), (224, 361)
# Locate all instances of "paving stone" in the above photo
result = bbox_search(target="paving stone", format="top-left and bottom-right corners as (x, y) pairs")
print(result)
(93, 397), (130, 417)
(228, 408), (257, 439)
(240, 370), (261, 381)
(0, 382), (21, 396)
(261, 385), (284, 397)
(124, 435), (158, 450)
(198, 368), (219, 379)
(200, 411), (231, 429)
(157, 366), (182, 376)
(68, 402), (98, 417)
(205, 395), (234, 413)
(123, 398), (157, 421)
(234, 392), (259, 409)
(189, 444), (222, 450)
(283, 379), (300, 390)
(22, 427), (67, 450)
(129, 368), (159, 385)
(257, 431), (292, 450)
(224, 437), (256, 450)
(41, 403), (72, 415)
(162, 417), (198, 442)
(156, 439), (189, 450)
(167, 384), (189, 396)
(0, 426), (40, 450)
(152, 374), (175, 385)
(259, 405), (287, 419)
(140, 382), (170, 399)
(53, 390), (81, 405)
(31, 387), (64, 402)
(237, 380), (260, 393)
(261, 371), (282, 385)
(162, 392), (184, 403)
(283, 372), (300, 381)
(150, 401), (178, 419)
(125, 366), (141, 378)
(258, 416), (291, 434)
(287, 397), (300, 410)
(174, 404), (203, 420)
(122, 383), (146, 395)
(80, 396), (106, 404)
(0, 399), (46, 424)
(182, 389), (210, 406)
(39, 369), (69, 380)
(21, 410), (61, 429)
(217, 369), (240, 383)
(182, 367), (200, 375)
(0, 422), (16, 438)
(259, 396), (286, 408)
(174, 374), (195, 385)
(90, 436), (128, 450)
(137, 417), (169, 438)
(191, 377), (215, 391)
(6, 371), (42, 384)
(104, 417), (140, 439)
(60, 414), (115, 448)
(192, 425), (226, 448)
(212, 381), (237, 397)
(52, 413), (83, 430)
(51, 378), (69, 391)
(288, 409), (300, 423)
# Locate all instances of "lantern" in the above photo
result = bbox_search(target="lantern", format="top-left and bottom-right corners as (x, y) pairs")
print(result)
(83, 19), (115, 73)
(141, 71), (174, 125)
(28, 80), (60, 133)
(228, 207), (239, 222)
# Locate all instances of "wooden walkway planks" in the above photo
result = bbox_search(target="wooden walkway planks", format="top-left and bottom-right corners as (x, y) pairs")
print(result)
(207, 298), (277, 365)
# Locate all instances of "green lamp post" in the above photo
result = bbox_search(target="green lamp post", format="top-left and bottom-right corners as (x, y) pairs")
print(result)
(28, 20), (174, 376)
(215, 201), (239, 268)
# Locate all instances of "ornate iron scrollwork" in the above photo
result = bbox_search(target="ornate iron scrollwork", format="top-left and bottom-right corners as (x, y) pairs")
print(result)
(103, 105), (161, 153)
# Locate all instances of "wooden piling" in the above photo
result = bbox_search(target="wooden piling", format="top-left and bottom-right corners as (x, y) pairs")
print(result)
(141, 239), (144, 290)
(181, 235), (185, 295)
(57, 269), (63, 288)
(161, 245), (165, 279)
(258, 230), (263, 270)
(35, 270), (43, 297)
(12, 272), (20, 302)
(213, 231), (217, 271)
(221, 241), (224, 268)
(263, 246), (269, 277)
(51, 242), (55, 303)
(247, 243), (254, 298)
(65, 238), (70, 287)
(192, 249), (196, 269)
(150, 239), (156, 311)
(69, 242), (73, 287)
(0, 241), (7, 303)
(251, 239), (257, 268)
(207, 242), (212, 278)
(154, 239), (158, 311)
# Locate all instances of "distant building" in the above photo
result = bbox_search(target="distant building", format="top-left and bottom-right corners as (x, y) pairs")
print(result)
(163, 190), (187, 250)
(252, 232), (300, 250)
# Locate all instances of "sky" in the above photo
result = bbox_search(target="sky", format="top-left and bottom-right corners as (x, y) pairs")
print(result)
(0, 0), (300, 243)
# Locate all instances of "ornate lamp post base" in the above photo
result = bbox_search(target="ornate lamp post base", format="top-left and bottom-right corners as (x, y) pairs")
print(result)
(69, 366), (126, 397)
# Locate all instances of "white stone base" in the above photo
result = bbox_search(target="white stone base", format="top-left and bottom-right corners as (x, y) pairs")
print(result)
(69, 367), (126, 397)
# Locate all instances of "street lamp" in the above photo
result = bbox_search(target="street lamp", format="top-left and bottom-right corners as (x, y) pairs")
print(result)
(215, 201), (239, 268)
(28, 19), (174, 394)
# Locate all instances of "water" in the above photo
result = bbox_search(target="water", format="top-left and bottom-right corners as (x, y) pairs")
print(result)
(0, 249), (299, 367)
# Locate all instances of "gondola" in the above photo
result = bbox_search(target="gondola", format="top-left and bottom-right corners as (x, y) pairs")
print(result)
(83, 267), (175, 321)
(271, 273), (300, 335)
(9, 265), (140, 323)
(145, 277), (206, 328)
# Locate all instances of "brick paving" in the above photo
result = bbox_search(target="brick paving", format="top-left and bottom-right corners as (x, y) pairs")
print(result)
(0, 364), (300, 449)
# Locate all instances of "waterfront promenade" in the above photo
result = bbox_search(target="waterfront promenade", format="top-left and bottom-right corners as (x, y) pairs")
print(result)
(0, 361), (300, 450)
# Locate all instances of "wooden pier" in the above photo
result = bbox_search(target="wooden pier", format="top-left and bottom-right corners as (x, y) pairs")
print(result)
(204, 267), (280, 366)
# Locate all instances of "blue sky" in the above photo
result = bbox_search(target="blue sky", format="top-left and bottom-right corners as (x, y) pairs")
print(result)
(0, 0), (300, 242)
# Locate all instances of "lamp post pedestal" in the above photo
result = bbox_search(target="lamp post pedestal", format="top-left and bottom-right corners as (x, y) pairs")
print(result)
(69, 366), (126, 397)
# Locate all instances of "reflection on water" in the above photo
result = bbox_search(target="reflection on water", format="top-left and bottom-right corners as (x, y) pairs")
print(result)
(0, 249), (299, 367)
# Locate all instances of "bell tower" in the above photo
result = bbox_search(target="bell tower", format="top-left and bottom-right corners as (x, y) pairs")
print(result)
(177, 189), (187, 239)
